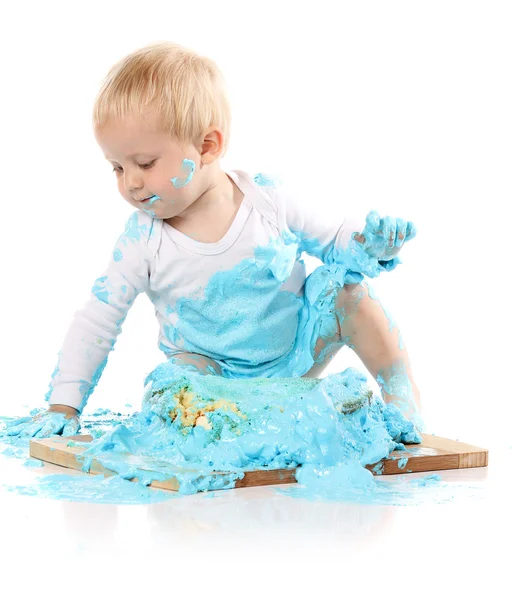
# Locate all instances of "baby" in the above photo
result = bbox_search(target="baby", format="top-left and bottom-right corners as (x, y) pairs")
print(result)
(7, 41), (422, 439)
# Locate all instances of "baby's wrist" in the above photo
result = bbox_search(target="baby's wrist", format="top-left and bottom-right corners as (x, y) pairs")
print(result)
(48, 404), (80, 417)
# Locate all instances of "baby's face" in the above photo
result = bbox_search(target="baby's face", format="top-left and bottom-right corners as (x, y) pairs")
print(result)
(94, 114), (203, 219)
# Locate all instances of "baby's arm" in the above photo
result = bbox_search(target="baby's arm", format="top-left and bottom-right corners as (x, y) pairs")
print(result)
(3, 213), (154, 439)
(267, 180), (416, 281)
(46, 212), (154, 414)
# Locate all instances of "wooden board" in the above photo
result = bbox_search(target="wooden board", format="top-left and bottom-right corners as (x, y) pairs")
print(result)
(29, 434), (488, 493)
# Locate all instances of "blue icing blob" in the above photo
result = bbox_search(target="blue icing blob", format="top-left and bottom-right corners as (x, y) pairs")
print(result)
(147, 196), (161, 207)
(113, 248), (123, 262)
(23, 458), (44, 468)
(91, 275), (112, 304)
(398, 457), (409, 469)
(253, 172), (277, 187)
(117, 212), (149, 246)
(171, 159), (196, 188)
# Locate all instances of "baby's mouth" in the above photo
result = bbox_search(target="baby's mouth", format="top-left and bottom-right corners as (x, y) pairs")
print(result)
(141, 195), (160, 205)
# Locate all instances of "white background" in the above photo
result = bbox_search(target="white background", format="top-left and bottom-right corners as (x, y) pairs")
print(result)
(0, 0), (511, 594)
(2, 0), (511, 449)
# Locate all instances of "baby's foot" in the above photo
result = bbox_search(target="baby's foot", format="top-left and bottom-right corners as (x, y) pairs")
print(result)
(381, 383), (424, 432)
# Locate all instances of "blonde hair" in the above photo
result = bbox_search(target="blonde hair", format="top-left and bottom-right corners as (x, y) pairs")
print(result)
(92, 41), (231, 155)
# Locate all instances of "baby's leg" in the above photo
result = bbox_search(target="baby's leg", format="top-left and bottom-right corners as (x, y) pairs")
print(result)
(169, 352), (222, 376)
(305, 281), (422, 423)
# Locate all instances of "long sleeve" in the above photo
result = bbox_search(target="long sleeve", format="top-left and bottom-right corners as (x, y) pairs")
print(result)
(266, 180), (367, 262)
(44, 212), (155, 414)
(264, 177), (401, 290)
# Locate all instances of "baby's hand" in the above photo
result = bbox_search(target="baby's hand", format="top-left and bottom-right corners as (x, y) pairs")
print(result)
(1, 406), (81, 438)
(354, 211), (416, 261)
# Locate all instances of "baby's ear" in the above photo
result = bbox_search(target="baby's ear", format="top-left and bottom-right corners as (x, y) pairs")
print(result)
(199, 127), (225, 164)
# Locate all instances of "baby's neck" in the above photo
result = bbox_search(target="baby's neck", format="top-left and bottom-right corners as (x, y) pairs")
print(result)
(165, 169), (244, 243)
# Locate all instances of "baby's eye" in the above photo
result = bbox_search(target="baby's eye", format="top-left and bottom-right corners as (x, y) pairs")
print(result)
(111, 161), (156, 173)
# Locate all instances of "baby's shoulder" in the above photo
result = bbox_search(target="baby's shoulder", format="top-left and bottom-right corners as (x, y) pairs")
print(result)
(251, 170), (291, 205)
(252, 172), (282, 189)
(245, 172), (285, 229)
(250, 171), (297, 217)
(251, 172), (289, 199)
(118, 210), (161, 255)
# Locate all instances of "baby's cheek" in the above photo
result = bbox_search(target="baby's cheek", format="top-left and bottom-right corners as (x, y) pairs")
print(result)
(162, 181), (190, 206)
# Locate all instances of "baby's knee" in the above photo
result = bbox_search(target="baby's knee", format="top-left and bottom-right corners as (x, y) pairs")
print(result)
(335, 281), (370, 315)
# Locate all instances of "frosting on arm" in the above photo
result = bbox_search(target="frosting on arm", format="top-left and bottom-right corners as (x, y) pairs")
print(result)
(264, 176), (404, 286)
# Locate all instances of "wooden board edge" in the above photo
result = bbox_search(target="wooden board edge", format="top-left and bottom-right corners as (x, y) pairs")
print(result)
(458, 450), (488, 468)
(368, 455), (460, 475)
(419, 433), (488, 454)
(235, 468), (297, 487)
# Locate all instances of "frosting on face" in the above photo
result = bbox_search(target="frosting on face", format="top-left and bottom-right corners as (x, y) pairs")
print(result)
(171, 159), (196, 188)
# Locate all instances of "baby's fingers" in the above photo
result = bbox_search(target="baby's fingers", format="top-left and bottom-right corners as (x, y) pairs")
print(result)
(34, 413), (69, 439)
(395, 218), (407, 248)
(380, 216), (396, 248)
(3, 417), (32, 436)
(4, 423), (28, 437)
(16, 419), (46, 438)
(405, 221), (417, 241)
(35, 419), (62, 439)
(365, 211), (380, 232)
(62, 417), (80, 437)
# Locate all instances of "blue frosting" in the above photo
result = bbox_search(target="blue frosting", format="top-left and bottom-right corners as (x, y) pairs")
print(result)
(171, 159), (196, 188)
(91, 275), (112, 304)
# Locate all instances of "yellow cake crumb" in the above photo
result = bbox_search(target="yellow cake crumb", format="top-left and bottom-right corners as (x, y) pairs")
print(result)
(169, 387), (247, 429)
(195, 415), (212, 430)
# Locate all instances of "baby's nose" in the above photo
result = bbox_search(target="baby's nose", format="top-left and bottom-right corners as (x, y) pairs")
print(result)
(125, 174), (143, 191)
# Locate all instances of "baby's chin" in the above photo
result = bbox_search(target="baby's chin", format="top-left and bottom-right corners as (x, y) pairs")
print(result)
(138, 202), (182, 220)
